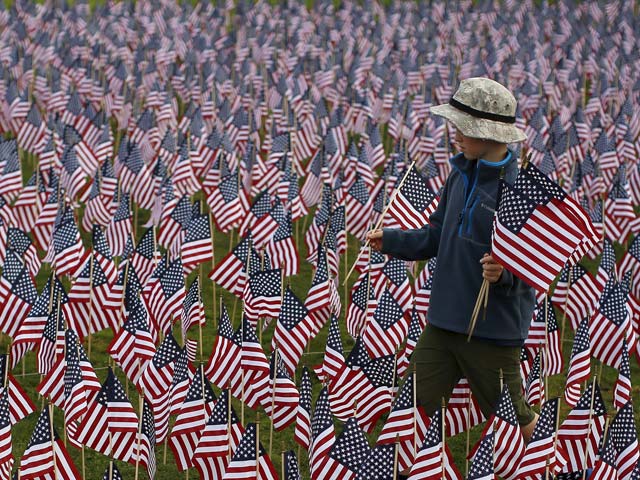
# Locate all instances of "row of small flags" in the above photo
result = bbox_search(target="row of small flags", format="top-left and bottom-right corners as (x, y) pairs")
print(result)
(0, 0), (639, 478)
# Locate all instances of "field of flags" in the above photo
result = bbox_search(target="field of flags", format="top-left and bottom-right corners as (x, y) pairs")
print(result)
(0, 0), (640, 478)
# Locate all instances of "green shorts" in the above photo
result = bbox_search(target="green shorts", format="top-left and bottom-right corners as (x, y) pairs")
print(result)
(410, 324), (535, 426)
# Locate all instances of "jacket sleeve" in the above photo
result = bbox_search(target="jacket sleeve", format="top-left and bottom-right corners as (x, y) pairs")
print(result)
(380, 178), (448, 261)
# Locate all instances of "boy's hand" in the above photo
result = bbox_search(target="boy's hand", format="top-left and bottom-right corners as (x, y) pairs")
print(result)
(366, 229), (383, 251)
(480, 253), (503, 283)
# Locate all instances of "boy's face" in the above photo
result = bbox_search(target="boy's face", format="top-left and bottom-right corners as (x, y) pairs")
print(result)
(453, 129), (494, 161)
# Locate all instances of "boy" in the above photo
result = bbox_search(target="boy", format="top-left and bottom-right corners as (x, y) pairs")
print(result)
(367, 77), (539, 441)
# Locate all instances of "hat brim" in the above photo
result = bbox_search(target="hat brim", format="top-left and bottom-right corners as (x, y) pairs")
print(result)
(430, 104), (527, 144)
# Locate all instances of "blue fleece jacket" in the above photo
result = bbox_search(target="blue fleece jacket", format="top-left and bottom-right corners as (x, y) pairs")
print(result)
(381, 150), (535, 344)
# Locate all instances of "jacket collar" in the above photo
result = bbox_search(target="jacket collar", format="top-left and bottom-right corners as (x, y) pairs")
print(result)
(449, 149), (518, 182)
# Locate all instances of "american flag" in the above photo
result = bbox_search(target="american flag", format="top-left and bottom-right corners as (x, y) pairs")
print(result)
(50, 208), (88, 277)
(209, 233), (252, 298)
(101, 462), (124, 480)
(525, 351), (545, 406)
(272, 287), (312, 376)
(377, 373), (430, 473)
(169, 366), (217, 471)
(19, 406), (81, 480)
(0, 354), (35, 426)
(557, 381), (607, 475)
(193, 389), (244, 480)
(206, 170), (247, 233)
(157, 194), (191, 251)
(491, 181), (588, 293)
(63, 254), (118, 338)
(37, 307), (66, 376)
(345, 173), (373, 240)
(467, 433), (495, 480)
(11, 170), (47, 234)
(516, 398), (568, 479)
(241, 316), (270, 374)
(473, 385), (525, 480)
(182, 211), (213, 273)
(380, 258), (414, 315)
(551, 264), (600, 332)
(564, 318), (592, 407)
(37, 329), (100, 447)
(204, 302), (242, 395)
(294, 366), (312, 451)
(239, 191), (278, 248)
(129, 227), (159, 286)
(168, 347), (195, 416)
(313, 314), (346, 385)
(108, 295), (156, 385)
(596, 238), (617, 288)
(173, 142), (201, 197)
(106, 192), (132, 258)
(181, 277), (205, 341)
(92, 225), (118, 284)
(145, 257), (185, 335)
(266, 202), (299, 276)
(283, 450), (303, 480)
(589, 279), (632, 368)
(362, 288), (409, 358)
(589, 430), (619, 480)
(317, 417), (371, 478)
(614, 340), (632, 410)
(243, 268), (282, 325)
(305, 183), (333, 260)
(138, 331), (182, 443)
(75, 367), (138, 463)
(445, 378), (485, 437)
(0, 390), (12, 480)
(17, 103), (45, 153)
(0, 250), (38, 337)
(397, 306), (427, 378)
(263, 352), (299, 431)
(387, 163), (439, 230)
(524, 297), (563, 376)
(346, 270), (377, 338)
(309, 387), (336, 479)
(305, 245), (340, 334)
(408, 408), (462, 480)
(132, 399), (157, 480)
(354, 443), (395, 480)
(609, 402), (640, 480)
(0, 141), (22, 202)
(222, 423), (278, 480)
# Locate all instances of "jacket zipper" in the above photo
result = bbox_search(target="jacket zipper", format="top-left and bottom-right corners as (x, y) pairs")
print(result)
(458, 163), (479, 237)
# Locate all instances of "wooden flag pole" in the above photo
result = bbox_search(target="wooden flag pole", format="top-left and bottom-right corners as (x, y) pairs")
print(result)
(544, 296), (550, 401)
(560, 266), (573, 345)
(413, 364), (418, 458)
(210, 211), (217, 332)
(343, 161), (417, 286)
(198, 270), (204, 363)
(256, 417), (261, 480)
(467, 278), (489, 341)
(548, 399), (561, 480)
(281, 450), (286, 480)
(135, 391), (144, 480)
(393, 435), (400, 480)
(49, 403), (59, 480)
(580, 377), (598, 480)
(87, 254), (95, 361)
(269, 348), (278, 459)
(464, 386), (473, 477)
(441, 397), (446, 480)
(225, 387), (232, 462)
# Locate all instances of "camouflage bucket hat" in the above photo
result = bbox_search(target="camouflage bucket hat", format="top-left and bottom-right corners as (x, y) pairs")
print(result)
(430, 77), (527, 144)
